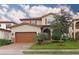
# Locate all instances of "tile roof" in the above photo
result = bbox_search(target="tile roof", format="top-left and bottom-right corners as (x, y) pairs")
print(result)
(20, 13), (55, 21)
(10, 23), (50, 28)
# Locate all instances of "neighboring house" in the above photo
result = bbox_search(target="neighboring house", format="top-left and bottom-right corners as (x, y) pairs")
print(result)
(11, 13), (79, 43)
(0, 19), (15, 39)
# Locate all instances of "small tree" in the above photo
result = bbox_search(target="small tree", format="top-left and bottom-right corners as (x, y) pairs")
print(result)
(35, 33), (48, 44)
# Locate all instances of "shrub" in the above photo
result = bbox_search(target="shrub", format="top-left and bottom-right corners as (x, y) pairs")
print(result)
(35, 33), (48, 44)
(0, 39), (12, 46)
(52, 32), (70, 42)
(52, 30), (62, 40)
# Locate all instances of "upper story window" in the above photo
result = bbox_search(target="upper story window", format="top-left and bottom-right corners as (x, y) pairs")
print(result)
(47, 19), (53, 25)
(45, 19), (47, 24)
(48, 20), (52, 24)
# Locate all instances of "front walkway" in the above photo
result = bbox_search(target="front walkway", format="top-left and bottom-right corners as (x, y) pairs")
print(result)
(0, 43), (33, 55)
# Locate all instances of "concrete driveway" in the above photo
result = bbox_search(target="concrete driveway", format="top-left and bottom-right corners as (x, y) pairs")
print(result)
(0, 43), (33, 55)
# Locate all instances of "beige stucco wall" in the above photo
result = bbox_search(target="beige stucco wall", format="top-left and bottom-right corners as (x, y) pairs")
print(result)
(11, 25), (41, 39)
(36, 20), (42, 25)
(42, 15), (55, 25)
(68, 26), (73, 38)
(3, 31), (11, 40)
(0, 31), (11, 39)
(0, 23), (14, 40)
(0, 31), (4, 39)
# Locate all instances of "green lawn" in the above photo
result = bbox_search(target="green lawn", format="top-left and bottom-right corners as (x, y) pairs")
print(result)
(23, 40), (79, 54)
(31, 40), (79, 49)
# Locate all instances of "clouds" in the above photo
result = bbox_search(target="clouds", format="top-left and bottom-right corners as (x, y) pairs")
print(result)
(20, 4), (30, 12)
(29, 5), (53, 17)
(6, 9), (26, 23)
(0, 4), (28, 23)
(20, 4), (30, 18)
(28, 5), (75, 17)
(0, 4), (9, 15)
(1, 16), (10, 21)
(52, 5), (75, 16)
(1, 4), (9, 9)
(0, 4), (76, 24)
(73, 12), (79, 19)
(20, 4), (54, 17)
(0, 9), (5, 15)
(24, 5), (74, 17)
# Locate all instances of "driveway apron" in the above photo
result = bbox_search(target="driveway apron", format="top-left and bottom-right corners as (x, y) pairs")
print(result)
(0, 43), (33, 55)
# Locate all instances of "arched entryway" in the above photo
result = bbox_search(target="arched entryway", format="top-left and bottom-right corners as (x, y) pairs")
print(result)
(43, 28), (51, 40)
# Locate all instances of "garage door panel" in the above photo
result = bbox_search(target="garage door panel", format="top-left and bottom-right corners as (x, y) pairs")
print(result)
(15, 32), (36, 43)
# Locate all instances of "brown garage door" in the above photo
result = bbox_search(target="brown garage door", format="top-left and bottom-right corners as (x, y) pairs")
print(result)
(15, 32), (36, 43)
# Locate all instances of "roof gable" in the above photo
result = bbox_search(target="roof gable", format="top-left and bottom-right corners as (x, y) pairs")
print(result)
(10, 23), (42, 28)
(20, 13), (55, 21)
(10, 22), (51, 29)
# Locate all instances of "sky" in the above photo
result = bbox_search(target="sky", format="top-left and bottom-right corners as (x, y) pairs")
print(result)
(0, 4), (79, 23)
(28, 4), (79, 12)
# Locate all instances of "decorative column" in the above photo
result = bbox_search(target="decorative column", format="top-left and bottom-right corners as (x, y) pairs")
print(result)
(73, 21), (76, 39)
(50, 29), (52, 40)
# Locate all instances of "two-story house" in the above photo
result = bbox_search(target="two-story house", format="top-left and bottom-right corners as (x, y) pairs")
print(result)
(10, 13), (60, 43)
(10, 13), (79, 43)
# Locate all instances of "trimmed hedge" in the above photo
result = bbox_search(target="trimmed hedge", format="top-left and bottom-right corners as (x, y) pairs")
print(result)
(0, 39), (12, 46)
